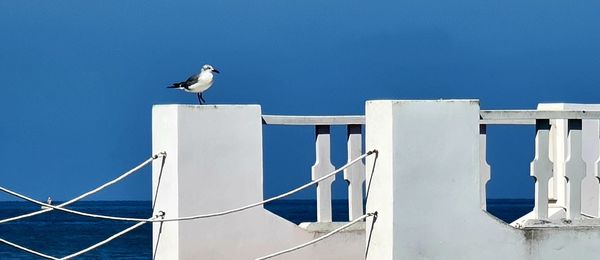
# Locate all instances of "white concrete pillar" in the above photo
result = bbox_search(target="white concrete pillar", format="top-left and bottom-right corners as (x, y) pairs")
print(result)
(479, 125), (491, 210)
(152, 105), (265, 259)
(365, 100), (498, 259)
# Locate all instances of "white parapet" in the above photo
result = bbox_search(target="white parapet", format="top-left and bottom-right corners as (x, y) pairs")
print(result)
(152, 103), (600, 260)
(364, 100), (600, 260)
(152, 105), (365, 260)
(538, 103), (600, 218)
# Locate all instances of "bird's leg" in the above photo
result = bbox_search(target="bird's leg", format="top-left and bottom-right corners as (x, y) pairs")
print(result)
(199, 93), (206, 104)
(197, 93), (203, 104)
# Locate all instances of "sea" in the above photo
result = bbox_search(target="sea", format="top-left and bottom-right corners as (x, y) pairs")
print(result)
(0, 199), (533, 259)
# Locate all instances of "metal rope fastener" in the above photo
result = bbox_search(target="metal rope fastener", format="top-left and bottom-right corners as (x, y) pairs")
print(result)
(0, 150), (376, 223)
(255, 212), (379, 260)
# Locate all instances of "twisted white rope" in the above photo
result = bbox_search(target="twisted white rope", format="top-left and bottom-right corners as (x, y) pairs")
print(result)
(0, 152), (167, 259)
(156, 150), (376, 222)
(255, 212), (377, 260)
(0, 185), (158, 222)
(59, 219), (152, 260)
(0, 150), (376, 223)
(0, 219), (154, 260)
(0, 150), (375, 259)
(0, 153), (165, 259)
(0, 152), (165, 225)
(0, 237), (58, 259)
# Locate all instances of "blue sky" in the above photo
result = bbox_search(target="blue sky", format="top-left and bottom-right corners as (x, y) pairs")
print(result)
(0, 0), (599, 201)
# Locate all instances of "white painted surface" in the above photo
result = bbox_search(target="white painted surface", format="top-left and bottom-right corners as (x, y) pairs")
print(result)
(152, 105), (364, 260)
(152, 105), (180, 260)
(262, 115), (365, 125)
(365, 100), (520, 259)
(479, 125), (491, 210)
(365, 100), (600, 260)
(345, 124), (365, 220)
(152, 102), (600, 260)
(537, 103), (600, 218)
(531, 119), (553, 220)
(312, 125), (335, 222)
(565, 120), (585, 220)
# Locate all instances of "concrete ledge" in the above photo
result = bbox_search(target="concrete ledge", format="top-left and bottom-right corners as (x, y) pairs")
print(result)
(518, 217), (600, 228)
(299, 222), (366, 233)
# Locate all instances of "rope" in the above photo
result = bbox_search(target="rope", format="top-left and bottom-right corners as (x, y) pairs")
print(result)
(0, 238), (58, 259)
(0, 218), (155, 260)
(156, 150), (376, 222)
(0, 153), (166, 259)
(59, 219), (153, 260)
(0, 186), (156, 222)
(0, 152), (165, 225)
(255, 212), (377, 260)
(0, 149), (378, 259)
(0, 150), (376, 223)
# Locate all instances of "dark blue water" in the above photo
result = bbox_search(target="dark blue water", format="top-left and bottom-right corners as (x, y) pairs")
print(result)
(485, 199), (534, 223)
(263, 199), (534, 224)
(0, 201), (151, 259)
(0, 199), (532, 259)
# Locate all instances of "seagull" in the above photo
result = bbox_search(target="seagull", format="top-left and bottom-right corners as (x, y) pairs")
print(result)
(168, 64), (220, 104)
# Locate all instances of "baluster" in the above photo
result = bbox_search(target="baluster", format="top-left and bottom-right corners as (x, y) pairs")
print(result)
(530, 119), (553, 220)
(311, 125), (335, 222)
(565, 119), (586, 220)
(344, 124), (365, 220)
(479, 125), (491, 210)
(596, 119), (600, 217)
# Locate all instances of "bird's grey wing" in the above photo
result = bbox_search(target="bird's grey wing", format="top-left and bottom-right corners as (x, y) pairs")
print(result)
(183, 74), (199, 86)
(168, 73), (199, 89)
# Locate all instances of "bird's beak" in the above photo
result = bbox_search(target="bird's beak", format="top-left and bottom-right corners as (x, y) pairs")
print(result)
(212, 69), (220, 74)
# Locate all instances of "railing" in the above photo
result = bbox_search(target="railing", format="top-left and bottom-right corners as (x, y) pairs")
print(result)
(262, 115), (366, 222)
(265, 109), (600, 224)
(481, 109), (600, 222)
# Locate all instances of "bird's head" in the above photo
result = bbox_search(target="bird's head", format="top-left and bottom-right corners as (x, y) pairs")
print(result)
(202, 64), (220, 74)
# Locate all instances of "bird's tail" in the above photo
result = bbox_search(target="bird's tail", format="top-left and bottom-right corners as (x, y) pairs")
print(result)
(167, 83), (182, 89)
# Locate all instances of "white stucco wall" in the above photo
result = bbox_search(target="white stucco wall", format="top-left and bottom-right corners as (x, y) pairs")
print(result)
(365, 100), (600, 260)
(152, 102), (600, 260)
(152, 105), (365, 260)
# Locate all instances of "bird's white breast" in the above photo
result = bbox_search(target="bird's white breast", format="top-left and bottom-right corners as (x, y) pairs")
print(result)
(186, 72), (214, 93)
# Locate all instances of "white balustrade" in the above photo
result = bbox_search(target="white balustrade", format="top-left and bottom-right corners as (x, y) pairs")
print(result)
(565, 119), (586, 220)
(530, 119), (553, 220)
(344, 124), (365, 220)
(596, 121), (600, 216)
(479, 125), (491, 210)
(265, 108), (600, 224)
(311, 125), (335, 222)
(262, 116), (367, 223)
(480, 109), (600, 224)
